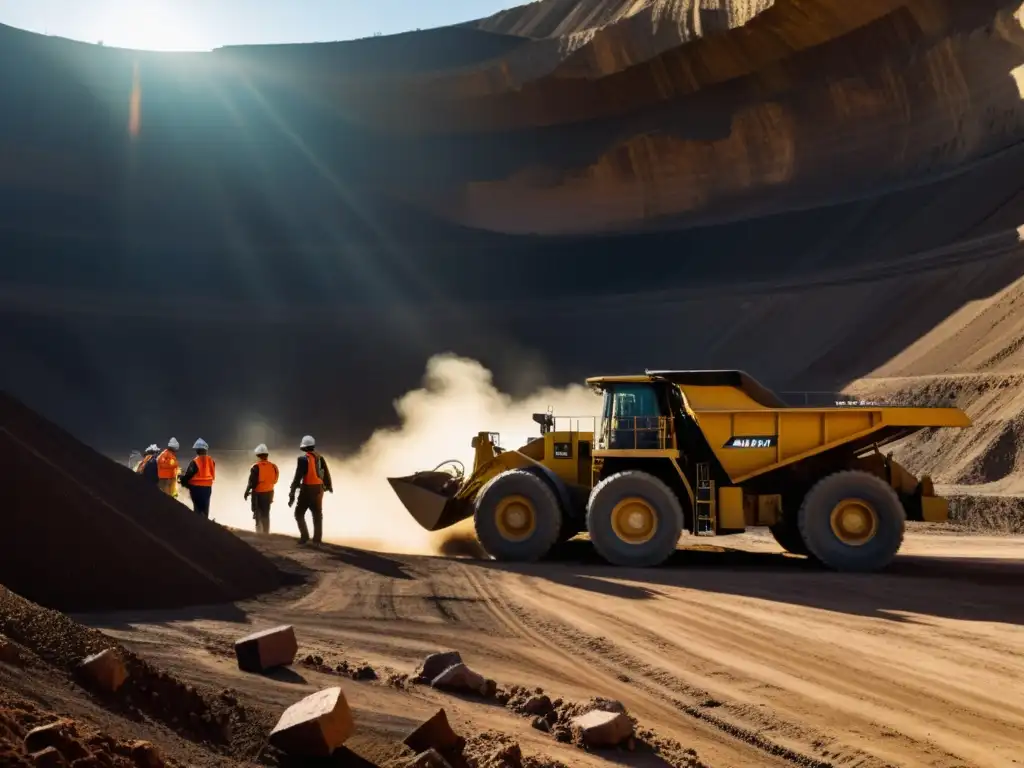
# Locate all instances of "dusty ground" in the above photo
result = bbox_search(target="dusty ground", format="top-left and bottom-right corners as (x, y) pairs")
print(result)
(70, 527), (1024, 768)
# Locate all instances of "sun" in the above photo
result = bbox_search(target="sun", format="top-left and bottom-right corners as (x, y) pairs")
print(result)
(95, 1), (206, 52)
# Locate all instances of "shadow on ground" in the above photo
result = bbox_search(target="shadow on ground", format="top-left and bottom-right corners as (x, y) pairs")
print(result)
(460, 537), (1024, 626)
(263, 666), (308, 685)
(77, 601), (251, 631)
(319, 544), (415, 581)
(231, 528), (1024, 626)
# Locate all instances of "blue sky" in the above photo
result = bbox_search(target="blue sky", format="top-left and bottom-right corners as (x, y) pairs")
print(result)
(0, 0), (519, 51)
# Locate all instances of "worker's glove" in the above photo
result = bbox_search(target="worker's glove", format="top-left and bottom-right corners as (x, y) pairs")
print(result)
(243, 490), (250, 501)
(325, 487), (333, 494)
(288, 493), (295, 508)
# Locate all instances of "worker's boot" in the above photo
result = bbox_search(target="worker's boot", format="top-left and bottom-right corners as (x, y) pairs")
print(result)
(312, 511), (323, 547)
(295, 511), (309, 545)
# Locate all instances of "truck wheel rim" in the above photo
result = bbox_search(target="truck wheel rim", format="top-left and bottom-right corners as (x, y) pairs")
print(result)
(611, 497), (658, 544)
(829, 498), (878, 546)
(495, 495), (536, 542)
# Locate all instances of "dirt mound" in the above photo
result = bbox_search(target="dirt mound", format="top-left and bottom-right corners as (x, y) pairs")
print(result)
(0, 391), (283, 612)
(850, 366), (1024, 494)
(948, 495), (1024, 533)
(0, 584), (272, 763)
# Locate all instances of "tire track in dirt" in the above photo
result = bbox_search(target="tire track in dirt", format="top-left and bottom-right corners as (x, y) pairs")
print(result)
(641, 594), (1024, 737)
(85, 534), (1024, 768)
(455, 563), (804, 768)
(496, 569), (1024, 768)
(503, 579), (959, 767)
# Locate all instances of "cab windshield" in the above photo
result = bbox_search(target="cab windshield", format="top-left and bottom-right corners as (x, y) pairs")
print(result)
(599, 384), (664, 450)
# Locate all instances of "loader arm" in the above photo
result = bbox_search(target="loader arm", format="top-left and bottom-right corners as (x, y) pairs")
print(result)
(388, 445), (546, 533)
(455, 450), (538, 502)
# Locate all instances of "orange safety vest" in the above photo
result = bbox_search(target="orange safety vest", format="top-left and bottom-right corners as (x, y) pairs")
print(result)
(156, 449), (178, 479)
(190, 454), (216, 486)
(136, 454), (153, 473)
(302, 451), (322, 486)
(253, 459), (279, 493)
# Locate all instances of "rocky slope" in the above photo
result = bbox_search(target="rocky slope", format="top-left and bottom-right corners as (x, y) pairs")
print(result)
(1, 1), (1023, 453)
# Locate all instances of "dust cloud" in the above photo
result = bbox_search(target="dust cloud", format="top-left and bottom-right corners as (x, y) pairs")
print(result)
(203, 353), (601, 554)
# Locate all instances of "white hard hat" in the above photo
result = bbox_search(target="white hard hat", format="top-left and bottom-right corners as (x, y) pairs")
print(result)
(167, 437), (180, 450)
(193, 438), (209, 451)
(254, 443), (269, 455)
(300, 435), (315, 449)
(146, 444), (159, 453)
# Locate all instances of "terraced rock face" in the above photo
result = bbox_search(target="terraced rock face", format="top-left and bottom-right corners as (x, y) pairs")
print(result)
(209, 0), (1024, 235)
(1, 1), (1024, 449)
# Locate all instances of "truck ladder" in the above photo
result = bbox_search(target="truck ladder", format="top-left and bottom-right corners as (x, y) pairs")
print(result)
(694, 462), (716, 536)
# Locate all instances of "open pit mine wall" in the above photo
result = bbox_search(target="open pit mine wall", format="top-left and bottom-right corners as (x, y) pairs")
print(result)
(1, 0), (1024, 453)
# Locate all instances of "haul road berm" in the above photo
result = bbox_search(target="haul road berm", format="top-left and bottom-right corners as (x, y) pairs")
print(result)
(388, 370), (970, 572)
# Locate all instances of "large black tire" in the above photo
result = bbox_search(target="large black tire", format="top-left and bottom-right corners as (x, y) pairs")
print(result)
(769, 519), (811, 556)
(586, 471), (684, 567)
(798, 470), (905, 572)
(474, 470), (562, 562)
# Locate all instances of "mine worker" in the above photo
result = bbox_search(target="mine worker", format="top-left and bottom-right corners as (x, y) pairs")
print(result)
(155, 438), (181, 497)
(244, 443), (279, 535)
(288, 434), (333, 546)
(138, 444), (161, 486)
(135, 444), (158, 473)
(179, 438), (216, 518)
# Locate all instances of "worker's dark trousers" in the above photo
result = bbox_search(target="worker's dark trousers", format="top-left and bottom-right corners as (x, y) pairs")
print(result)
(189, 485), (212, 518)
(295, 486), (324, 543)
(252, 491), (273, 534)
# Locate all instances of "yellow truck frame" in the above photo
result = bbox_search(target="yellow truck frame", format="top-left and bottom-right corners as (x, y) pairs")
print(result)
(388, 369), (969, 572)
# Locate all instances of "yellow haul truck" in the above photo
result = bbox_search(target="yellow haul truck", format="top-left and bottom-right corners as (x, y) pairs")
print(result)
(388, 370), (970, 572)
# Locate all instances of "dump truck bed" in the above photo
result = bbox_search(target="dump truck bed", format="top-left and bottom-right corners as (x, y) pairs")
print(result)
(692, 402), (969, 483)
(587, 371), (971, 485)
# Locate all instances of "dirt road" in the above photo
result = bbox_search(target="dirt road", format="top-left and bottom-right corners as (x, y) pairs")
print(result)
(81, 528), (1024, 768)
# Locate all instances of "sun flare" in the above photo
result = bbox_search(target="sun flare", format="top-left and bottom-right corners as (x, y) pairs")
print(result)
(96, 1), (204, 51)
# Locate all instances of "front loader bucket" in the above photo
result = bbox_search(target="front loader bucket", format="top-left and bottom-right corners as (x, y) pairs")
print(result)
(388, 472), (474, 532)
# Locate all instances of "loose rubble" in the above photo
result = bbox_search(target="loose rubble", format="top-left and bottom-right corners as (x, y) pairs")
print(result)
(402, 708), (466, 767)
(300, 651), (407, 688)
(414, 652), (464, 684)
(410, 651), (496, 700)
(78, 649), (129, 693)
(269, 686), (355, 757)
(463, 732), (568, 768)
(431, 663), (496, 699)
(234, 625), (298, 673)
(0, 586), (269, 758)
(571, 709), (634, 748)
(0, 697), (180, 767)
(402, 651), (698, 766)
